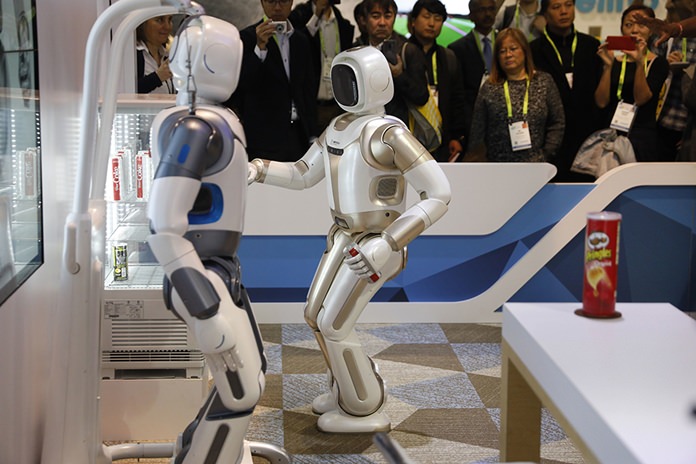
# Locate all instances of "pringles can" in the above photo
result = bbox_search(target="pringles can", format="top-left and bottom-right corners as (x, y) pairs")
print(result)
(576, 211), (622, 318)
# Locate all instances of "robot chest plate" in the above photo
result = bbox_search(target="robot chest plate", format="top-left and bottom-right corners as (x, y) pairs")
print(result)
(325, 144), (406, 213)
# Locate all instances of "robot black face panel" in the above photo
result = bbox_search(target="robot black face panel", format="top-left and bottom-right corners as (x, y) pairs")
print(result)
(331, 64), (359, 107)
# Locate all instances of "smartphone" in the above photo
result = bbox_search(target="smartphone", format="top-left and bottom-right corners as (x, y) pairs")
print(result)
(606, 36), (636, 50)
(381, 39), (398, 65)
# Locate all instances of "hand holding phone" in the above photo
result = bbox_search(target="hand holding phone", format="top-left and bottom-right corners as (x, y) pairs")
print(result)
(381, 39), (398, 65)
(606, 36), (636, 51)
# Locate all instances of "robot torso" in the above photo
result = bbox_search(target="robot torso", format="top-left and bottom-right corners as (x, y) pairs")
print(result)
(149, 104), (248, 257)
(323, 112), (408, 234)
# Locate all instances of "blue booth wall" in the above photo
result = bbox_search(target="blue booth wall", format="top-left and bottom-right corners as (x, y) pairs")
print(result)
(240, 163), (696, 321)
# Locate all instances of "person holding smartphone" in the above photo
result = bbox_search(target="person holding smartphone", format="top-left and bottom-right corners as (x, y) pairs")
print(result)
(363, 0), (430, 126)
(594, 4), (669, 162)
(229, 0), (319, 162)
(135, 15), (175, 94)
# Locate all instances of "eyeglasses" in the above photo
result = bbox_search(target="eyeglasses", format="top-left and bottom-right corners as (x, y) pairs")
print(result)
(264, 0), (292, 5)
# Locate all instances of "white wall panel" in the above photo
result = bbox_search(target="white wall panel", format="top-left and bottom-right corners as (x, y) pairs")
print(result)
(0, 1), (97, 463)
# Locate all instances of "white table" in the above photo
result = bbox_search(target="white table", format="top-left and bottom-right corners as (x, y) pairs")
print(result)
(500, 302), (696, 463)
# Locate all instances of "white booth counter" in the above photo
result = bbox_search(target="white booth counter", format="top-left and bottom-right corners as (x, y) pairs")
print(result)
(241, 162), (696, 323)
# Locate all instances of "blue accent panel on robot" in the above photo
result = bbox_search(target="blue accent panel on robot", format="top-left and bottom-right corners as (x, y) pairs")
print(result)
(239, 186), (696, 312)
(188, 183), (224, 224)
(178, 144), (190, 163)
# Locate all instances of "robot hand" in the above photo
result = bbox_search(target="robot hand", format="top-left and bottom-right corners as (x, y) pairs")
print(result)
(344, 238), (393, 283)
(190, 309), (245, 381)
(247, 161), (258, 185)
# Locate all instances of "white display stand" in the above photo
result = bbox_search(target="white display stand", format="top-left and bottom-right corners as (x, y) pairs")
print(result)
(100, 377), (209, 441)
(500, 302), (696, 464)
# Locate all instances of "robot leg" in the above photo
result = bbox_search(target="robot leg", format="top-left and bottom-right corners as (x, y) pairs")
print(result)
(304, 227), (351, 415)
(315, 237), (405, 433)
(167, 258), (288, 463)
(174, 387), (253, 463)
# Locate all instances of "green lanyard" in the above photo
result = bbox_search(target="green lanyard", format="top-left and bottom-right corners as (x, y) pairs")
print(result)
(616, 56), (648, 101)
(318, 21), (340, 57)
(431, 52), (438, 86)
(473, 30), (495, 64)
(542, 28), (577, 68)
(504, 78), (530, 121)
(683, 37), (687, 58)
(514, 4), (534, 41)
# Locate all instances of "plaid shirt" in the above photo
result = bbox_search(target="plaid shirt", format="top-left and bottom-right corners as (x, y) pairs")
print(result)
(653, 37), (696, 131)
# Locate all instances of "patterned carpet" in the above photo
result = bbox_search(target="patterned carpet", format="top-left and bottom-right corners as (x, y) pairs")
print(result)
(245, 323), (584, 464)
(109, 323), (584, 463)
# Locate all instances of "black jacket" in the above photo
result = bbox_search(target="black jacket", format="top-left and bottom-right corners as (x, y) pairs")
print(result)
(288, 1), (355, 79)
(530, 28), (605, 181)
(409, 36), (467, 161)
(229, 22), (318, 162)
(448, 31), (488, 142)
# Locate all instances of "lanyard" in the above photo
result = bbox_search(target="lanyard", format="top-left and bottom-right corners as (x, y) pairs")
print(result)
(616, 56), (648, 101)
(504, 78), (530, 121)
(683, 37), (688, 58)
(514, 4), (534, 41)
(318, 20), (340, 57)
(543, 28), (577, 68)
(473, 30), (495, 63)
(431, 52), (438, 86)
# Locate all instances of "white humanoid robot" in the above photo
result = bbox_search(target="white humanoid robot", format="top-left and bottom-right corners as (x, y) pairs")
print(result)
(147, 15), (288, 463)
(248, 46), (452, 433)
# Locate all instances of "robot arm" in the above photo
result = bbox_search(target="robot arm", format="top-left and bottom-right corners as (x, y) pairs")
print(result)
(248, 137), (325, 189)
(148, 114), (240, 354)
(380, 124), (450, 250)
(345, 124), (451, 282)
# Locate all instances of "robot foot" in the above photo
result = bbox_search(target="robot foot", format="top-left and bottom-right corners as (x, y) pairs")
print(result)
(311, 391), (336, 415)
(317, 409), (391, 433)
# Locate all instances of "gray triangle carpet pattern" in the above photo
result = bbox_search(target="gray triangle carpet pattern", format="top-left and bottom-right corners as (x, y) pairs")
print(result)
(110, 323), (584, 463)
(244, 323), (583, 464)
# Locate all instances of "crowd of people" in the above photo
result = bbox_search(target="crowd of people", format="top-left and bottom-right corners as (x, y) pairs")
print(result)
(136, 0), (696, 182)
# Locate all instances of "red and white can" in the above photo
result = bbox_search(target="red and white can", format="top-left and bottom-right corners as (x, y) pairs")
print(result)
(576, 211), (622, 318)
(110, 156), (122, 201)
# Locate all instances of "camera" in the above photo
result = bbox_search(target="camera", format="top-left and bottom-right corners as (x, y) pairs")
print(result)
(270, 21), (287, 34)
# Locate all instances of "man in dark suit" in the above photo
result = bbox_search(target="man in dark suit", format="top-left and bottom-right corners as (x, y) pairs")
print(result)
(229, 0), (318, 162)
(530, 0), (604, 181)
(289, 0), (355, 132)
(448, 0), (496, 150)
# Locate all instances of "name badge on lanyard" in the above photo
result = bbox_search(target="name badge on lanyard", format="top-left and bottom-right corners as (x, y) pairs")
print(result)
(509, 121), (532, 151)
(565, 72), (573, 89)
(610, 100), (637, 132)
(610, 58), (640, 132)
(504, 78), (532, 151)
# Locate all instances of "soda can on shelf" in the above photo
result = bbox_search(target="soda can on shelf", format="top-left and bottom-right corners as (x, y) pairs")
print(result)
(135, 150), (152, 201)
(110, 154), (123, 201)
(576, 211), (622, 319)
(113, 243), (128, 281)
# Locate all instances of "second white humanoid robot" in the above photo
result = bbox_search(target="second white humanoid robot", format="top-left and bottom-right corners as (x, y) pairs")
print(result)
(249, 45), (452, 433)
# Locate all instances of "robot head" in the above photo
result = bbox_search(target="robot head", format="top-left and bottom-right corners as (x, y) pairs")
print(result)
(331, 46), (393, 114)
(169, 15), (242, 104)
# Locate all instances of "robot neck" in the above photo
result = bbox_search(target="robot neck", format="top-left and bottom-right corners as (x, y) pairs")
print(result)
(176, 91), (217, 108)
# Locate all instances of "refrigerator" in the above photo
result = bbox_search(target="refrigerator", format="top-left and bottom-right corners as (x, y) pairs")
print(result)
(99, 94), (208, 441)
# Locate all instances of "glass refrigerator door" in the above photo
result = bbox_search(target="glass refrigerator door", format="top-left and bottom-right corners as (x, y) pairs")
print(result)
(101, 94), (204, 380)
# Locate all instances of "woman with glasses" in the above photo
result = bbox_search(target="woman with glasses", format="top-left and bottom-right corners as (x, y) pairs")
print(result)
(467, 27), (565, 162)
